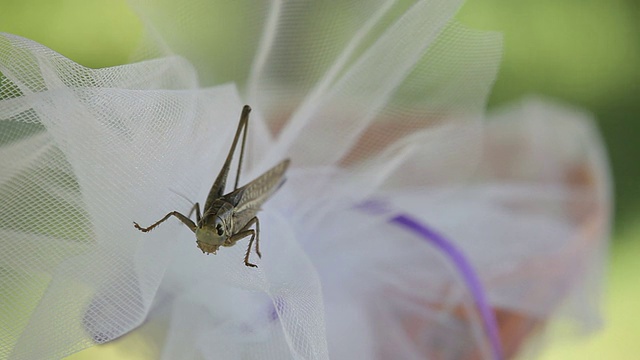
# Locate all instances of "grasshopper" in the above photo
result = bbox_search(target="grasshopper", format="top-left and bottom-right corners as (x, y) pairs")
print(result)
(134, 105), (290, 267)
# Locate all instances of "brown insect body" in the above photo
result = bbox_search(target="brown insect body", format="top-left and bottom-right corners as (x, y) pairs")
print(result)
(195, 159), (289, 256)
(134, 105), (289, 267)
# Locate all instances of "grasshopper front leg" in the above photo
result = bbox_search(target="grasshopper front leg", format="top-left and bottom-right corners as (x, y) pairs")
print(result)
(133, 211), (197, 233)
(225, 217), (261, 267)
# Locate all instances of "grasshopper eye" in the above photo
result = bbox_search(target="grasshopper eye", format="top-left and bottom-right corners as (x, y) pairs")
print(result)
(216, 223), (224, 236)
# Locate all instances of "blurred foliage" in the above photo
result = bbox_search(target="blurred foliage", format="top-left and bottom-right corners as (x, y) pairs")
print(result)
(0, 0), (638, 359)
(0, 0), (141, 68)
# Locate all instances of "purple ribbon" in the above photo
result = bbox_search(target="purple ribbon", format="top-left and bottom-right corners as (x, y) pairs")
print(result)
(355, 199), (503, 359)
(390, 213), (504, 360)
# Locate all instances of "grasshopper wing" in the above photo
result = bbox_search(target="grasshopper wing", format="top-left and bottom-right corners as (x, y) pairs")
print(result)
(229, 159), (290, 224)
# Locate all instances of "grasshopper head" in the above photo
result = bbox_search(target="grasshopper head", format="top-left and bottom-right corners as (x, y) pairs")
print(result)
(195, 216), (228, 254)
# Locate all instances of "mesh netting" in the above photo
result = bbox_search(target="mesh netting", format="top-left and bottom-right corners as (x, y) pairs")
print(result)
(0, 1), (610, 359)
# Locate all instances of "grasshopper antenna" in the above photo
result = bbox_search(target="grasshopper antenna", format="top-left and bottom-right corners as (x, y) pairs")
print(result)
(169, 188), (195, 207)
(168, 188), (201, 220)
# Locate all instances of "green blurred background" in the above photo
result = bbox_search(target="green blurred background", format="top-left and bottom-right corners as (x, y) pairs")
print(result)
(0, 0), (638, 358)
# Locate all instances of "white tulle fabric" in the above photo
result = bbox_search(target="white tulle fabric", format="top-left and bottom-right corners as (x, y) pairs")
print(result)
(0, 1), (610, 359)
